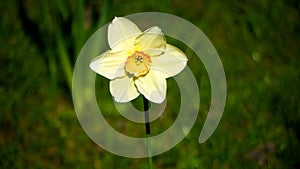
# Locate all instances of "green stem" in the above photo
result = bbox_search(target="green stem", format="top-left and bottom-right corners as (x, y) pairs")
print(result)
(146, 134), (153, 169)
(143, 96), (153, 169)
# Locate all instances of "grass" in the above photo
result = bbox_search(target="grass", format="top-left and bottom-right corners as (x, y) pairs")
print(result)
(1, 0), (300, 168)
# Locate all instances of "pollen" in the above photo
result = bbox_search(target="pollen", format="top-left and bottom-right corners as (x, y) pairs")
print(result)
(125, 51), (151, 77)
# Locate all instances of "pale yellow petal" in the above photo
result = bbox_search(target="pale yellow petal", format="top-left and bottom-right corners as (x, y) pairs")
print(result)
(135, 70), (167, 103)
(89, 50), (127, 80)
(151, 44), (188, 78)
(110, 76), (140, 102)
(135, 26), (166, 56)
(108, 17), (142, 50)
(110, 37), (136, 53)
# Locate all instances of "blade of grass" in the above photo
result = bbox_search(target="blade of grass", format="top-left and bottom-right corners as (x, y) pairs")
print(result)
(72, 0), (85, 57)
(52, 0), (68, 20)
(97, 0), (112, 27)
(56, 33), (73, 91)
(41, 0), (58, 88)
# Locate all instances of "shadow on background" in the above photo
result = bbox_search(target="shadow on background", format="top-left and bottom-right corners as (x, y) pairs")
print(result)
(0, 0), (299, 168)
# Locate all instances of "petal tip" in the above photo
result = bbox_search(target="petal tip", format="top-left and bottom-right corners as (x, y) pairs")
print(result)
(142, 85), (166, 104)
(146, 94), (166, 104)
(89, 59), (99, 72)
(112, 16), (121, 23)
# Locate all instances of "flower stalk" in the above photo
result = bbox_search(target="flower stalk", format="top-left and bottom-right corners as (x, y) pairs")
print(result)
(143, 96), (153, 169)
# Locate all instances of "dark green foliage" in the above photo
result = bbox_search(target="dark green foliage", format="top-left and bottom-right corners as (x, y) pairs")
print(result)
(1, 0), (299, 168)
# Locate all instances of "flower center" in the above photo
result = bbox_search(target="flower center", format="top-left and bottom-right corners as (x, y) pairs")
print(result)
(125, 51), (151, 77)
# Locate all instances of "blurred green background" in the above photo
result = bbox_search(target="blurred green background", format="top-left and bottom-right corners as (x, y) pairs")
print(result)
(1, 0), (299, 168)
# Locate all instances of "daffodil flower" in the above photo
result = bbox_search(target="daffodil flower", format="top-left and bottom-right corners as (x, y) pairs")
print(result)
(90, 17), (187, 103)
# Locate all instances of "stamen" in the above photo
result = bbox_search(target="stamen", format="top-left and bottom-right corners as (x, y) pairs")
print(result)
(135, 55), (143, 64)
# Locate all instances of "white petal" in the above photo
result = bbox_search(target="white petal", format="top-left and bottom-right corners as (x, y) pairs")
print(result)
(108, 17), (142, 50)
(151, 44), (188, 78)
(135, 70), (167, 103)
(110, 76), (140, 102)
(89, 50), (127, 80)
(135, 26), (166, 56)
